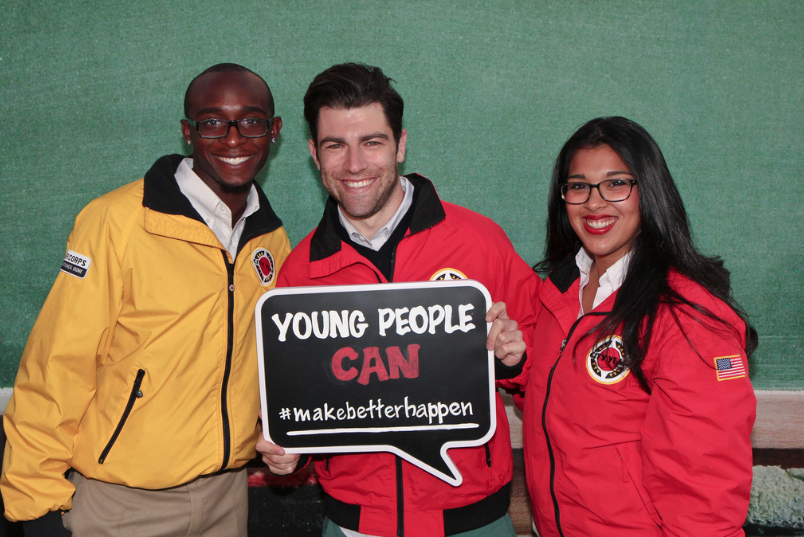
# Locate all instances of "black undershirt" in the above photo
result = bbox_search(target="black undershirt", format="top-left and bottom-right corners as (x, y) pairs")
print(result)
(331, 187), (419, 282)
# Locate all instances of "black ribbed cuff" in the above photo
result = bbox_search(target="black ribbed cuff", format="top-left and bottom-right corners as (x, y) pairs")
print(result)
(292, 453), (312, 474)
(495, 351), (527, 380)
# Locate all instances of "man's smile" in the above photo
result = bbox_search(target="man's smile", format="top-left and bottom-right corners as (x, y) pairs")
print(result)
(215, 155), (254, 166)
(341, 177), (377, 189)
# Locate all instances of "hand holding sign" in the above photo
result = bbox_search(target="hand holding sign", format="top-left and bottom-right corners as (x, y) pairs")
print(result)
(486, 301), (526, 367)
(255, 280), (495, 486)
(256, 437), (299, 475)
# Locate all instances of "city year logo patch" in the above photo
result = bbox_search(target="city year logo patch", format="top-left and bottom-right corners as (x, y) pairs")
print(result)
(252, 248), (275, 286)
(61, 249), (92, 279)
(430, 268), (468, 281)
(586, 335), (630, 385)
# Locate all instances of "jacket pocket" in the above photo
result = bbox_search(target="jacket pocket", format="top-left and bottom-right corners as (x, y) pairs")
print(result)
(98, 369), (146, 464)
(615, 442), (662, 527)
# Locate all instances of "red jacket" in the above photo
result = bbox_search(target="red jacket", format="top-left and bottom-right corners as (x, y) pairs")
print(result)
(277, 174), (541, 537)
(521, 256), (755, 537)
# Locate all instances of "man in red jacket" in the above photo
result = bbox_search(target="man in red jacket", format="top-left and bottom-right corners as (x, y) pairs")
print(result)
(257, 63), (540, 537)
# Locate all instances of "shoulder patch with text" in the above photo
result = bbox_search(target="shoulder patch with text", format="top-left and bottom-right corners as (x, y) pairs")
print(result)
(714, 355), (746, 381)
(430, 268), (468, 281)
(61, 250), (92, 279)
(252, 248), (275, 286)
(586, 335), (630, 385)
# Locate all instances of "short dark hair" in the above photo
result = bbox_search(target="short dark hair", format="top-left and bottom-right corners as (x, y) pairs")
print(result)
(538, 116), (757, 391)
(184, 63), (275, 118)
(303, 63), (404, 145)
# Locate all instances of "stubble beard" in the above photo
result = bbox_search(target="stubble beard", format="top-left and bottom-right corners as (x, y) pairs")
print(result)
(326, 163), (400, 221)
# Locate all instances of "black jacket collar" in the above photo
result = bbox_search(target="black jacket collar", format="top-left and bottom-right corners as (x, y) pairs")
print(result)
(548, 253), (582, 294)
(546, 251), (625, 311)
(142, 154), (283, 254)
(310, 173), (446, 262)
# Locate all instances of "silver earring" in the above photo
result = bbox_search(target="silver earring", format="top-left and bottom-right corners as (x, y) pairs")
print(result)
(271, 138), (276, 143)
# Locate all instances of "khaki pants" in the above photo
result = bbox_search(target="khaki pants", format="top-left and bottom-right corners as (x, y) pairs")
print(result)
(62, 469), (248, 537)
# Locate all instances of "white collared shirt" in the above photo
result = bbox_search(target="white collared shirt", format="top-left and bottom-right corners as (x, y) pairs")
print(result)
(337, 176), (414, 251)
(575, 249), (633, 318)
(174, 158), (259, 260)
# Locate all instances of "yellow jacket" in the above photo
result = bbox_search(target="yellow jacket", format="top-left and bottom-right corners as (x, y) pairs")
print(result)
(1, 155), (291, 522)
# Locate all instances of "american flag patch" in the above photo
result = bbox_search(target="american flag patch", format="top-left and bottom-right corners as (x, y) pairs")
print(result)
(714, 355), (746, 381)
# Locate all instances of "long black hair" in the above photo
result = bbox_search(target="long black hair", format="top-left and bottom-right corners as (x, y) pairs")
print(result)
(536, 116), (758, 391)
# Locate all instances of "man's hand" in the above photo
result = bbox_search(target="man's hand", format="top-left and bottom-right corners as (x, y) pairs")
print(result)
(256, 436), (301, 475)
(485, 301), (525, 367)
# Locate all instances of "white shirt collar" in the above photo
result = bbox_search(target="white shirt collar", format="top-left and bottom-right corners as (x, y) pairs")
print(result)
(174, 158), (259, 259)
(575, 248), (633, 317)
(338, 176), (414, 251)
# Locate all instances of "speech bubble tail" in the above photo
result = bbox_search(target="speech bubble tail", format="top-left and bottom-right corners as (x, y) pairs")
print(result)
(395, 445), (464, 487)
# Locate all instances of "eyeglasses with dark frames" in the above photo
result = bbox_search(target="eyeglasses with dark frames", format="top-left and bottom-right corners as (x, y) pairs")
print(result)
(560, 179), (638, 205)
(186, 117), (273, 139)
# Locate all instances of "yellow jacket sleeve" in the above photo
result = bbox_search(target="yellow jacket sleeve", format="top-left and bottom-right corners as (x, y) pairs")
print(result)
(1, 196), (127, 522)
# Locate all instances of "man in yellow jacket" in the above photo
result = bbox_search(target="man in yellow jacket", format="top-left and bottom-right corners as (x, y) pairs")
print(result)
(0, 63), (290, 537)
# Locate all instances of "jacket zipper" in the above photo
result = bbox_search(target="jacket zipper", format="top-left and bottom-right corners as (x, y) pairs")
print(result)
(542, 312), (606, 536)
(98, 369), (146, 464)
(484, 443), (492, 467)
(219, 251), (235, 471)
(396, 456), (404, 536)
(365, 235), (406, 532)
(389, 245), (398, 282)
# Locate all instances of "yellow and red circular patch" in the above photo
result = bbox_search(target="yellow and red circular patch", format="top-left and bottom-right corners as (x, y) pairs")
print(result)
(430, 268), (468, 281)
(252, 248), (275, 286)
(586, 335), (630, 385)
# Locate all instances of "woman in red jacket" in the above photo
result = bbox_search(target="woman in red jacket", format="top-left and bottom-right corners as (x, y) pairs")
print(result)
(521, 117), (757, 536)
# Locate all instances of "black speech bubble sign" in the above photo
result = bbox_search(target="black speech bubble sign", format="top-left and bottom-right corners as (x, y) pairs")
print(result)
(255, 280), (495, 486)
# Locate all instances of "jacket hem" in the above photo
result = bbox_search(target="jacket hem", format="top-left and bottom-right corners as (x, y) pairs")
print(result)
(323, 481), (511, 536)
